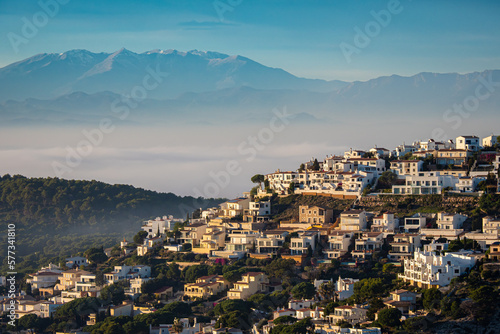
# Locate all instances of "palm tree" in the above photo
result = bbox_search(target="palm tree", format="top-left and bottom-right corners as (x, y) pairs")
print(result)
(172, 318), (184, 334)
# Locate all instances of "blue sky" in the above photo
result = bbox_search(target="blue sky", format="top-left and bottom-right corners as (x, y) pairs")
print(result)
(1, 0), (500, 81)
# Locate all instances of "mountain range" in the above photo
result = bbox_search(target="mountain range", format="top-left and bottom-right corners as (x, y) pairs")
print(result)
(1, 48), (500, 124)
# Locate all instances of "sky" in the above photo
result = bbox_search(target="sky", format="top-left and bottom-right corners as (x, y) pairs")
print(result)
(1, 0), (500, 81)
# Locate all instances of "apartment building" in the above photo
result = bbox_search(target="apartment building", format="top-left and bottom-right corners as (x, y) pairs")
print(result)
(388, 234), (421, 261)
(399, 250), (477, 288)
(392, 172), (459, 195)
(339, 210), (368, 231)
(325, 231), (354, 259)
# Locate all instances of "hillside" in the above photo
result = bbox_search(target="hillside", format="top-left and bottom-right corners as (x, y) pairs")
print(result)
(0, 175), (224, 274)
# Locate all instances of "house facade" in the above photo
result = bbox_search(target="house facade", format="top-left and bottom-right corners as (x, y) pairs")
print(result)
(299, 205), (334, 225)
(399, 250), (477, 288)
(228, 272), (269, 300)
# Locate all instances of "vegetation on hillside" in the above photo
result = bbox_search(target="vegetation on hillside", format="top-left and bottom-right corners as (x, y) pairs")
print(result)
(0, 175), (224, 275)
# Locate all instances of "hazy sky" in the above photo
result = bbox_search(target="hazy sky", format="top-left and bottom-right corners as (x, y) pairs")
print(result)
(1, 0), (500, 81)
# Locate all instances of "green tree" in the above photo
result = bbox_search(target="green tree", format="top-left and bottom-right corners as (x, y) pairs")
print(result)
(318, 281), (335, 300)
(422, 288), (442, 310)
(213, 299), (253, 316)
(377, 307), (402, 328)
(84, 246), (108, 264)
(312, 159), (320, 171)
(291, 282), (316, 300)
(251, 174), (265, 188)
(273, 315), (297, 325)
(100, 283), (126, 305)
(133, 231), (148, 245)
(265, 258), (296, 281)
(403, 316), (427, 332)
(183, 264), (209, 283)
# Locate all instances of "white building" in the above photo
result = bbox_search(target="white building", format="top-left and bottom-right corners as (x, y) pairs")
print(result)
(288, 299), (315, 310)
(390, 160), (424, 177)
(336, 277), (359, 301)
(369, 146), (391, 158)
(404, 214), (427, 233)
(392, 172), (459, 195)
(65, 256), (89, 268)
(26, 271), (62, 290)
(393, 143), (417, 158)
(141, 215), (184, 238)
(456, 176), (484, 193)
(325, 231), (354, 259)
(436, 212), (468, 230)
(266, 170), (297, 194)
(371, 212), (399, 233)
(388, 234), (421, 261)
(244, 200), (271, 222)
(456, 135), (480, 151)
(483, 216), (500, 235)
(352, 232), (384, 259)
(328, 305), (368, 326)
(290, 231), (320, 255)
(105, 265), (151, 283)
(220, 197), (251, 218)
(399, 250), (477, 288)
(74, 274), (97, 292)
(482, 135), (498, 148)
(340, 210), (368, 231)
(256, 230), (288, 255)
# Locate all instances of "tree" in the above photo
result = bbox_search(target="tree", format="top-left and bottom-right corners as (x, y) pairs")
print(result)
(403, 316), (428, 332)
(312, 159), (320, 171)
(265, 258), (296, 281)
(134, 231), (148, 245)
(318, 281), (335, 300)
(291, 282), (316, 300)
(376, 171), (398, 190)
(223, 269), (244, 283)
(273, 315), (297, 325)
(299, 163), (305, 172)
(377, 307), (402, 328)
(100, 283), (126, 305)
(367, 298), (385, 320)
(251, 174), (265, 188)
(84, 246), (108, 264)
(95, 271), (105, 287)
(288, 182), (295, 194)
(422, 288), (442, 310)
(183, 264), (209, 283)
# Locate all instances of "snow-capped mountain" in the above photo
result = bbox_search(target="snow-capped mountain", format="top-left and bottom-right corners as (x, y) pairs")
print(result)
(0, 48), (346, 102)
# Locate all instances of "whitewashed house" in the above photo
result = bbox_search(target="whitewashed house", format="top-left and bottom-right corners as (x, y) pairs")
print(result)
(340, 210), (368, 231)
(336, 277), (359, 301)
(436, 212), (468, 230)
(371, 212), (399, 232)
(392, 172), (459, 195)
(399, 250), (477, 288)
(325, 231), (354, 259)
(456, 135), (480, 151)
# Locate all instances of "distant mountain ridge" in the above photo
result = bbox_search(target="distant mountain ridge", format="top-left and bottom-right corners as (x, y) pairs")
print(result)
(0, 48), (347, 102)
(1, 48), (499, 124)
